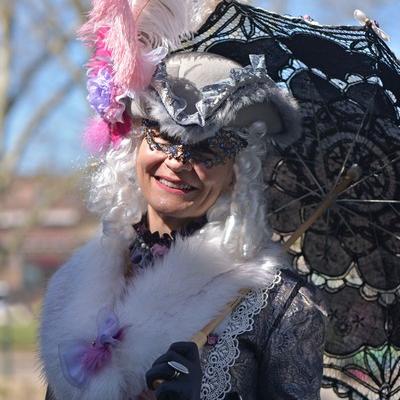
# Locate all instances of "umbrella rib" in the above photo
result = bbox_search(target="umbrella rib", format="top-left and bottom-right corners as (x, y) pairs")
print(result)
(290, 179), (324, 197)
(268, 173), (360, 218)
(310, 94), (322, 149)
(335, 208), (358, 238)
(337, 204), (400, 241)
(331, 93), (377, 190)
(291, 148), (325, 194)
(266, 191), (316, 216)
(379, 194), (400, 218)
(339, 153), (400, 196)
(368, 210), (387, 283)
(273, 180), (321, 199)
(337, 199), (400, 204)
(310, 84), (342, 154)
(322, 208), (331, 258)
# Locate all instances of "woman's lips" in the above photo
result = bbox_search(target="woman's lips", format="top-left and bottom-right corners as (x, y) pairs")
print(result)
(154, 176), (196, 194)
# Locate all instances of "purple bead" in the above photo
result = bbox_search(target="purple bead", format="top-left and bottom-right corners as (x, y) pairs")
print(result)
(207, 334), (219, 346)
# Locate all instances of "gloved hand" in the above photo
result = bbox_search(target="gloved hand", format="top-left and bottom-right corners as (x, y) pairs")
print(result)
(146, 342), (202, 400)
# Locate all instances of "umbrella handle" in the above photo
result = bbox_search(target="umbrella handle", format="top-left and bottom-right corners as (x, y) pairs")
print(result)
(151, 293), (247, 390)
(283, 165), (361, 251)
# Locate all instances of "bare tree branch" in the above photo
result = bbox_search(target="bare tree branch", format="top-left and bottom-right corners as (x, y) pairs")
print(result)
(1, 0), (87, 183)
(0, 77), (76, 182)
(0, 2), (13, 158)
(5, 32), (74, 115)
(70, 0), (90, 24)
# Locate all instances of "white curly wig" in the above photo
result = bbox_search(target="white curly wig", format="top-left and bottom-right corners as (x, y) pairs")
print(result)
(86, 120), (278, 261)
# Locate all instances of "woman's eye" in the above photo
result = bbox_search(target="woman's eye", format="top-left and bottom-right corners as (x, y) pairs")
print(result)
(193, 147), (218, 158)
(152, 134), (173, 145)
(191, 152), (215, 164)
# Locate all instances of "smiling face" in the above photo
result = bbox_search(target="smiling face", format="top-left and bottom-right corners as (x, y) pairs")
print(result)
(135, 130), (235, 231)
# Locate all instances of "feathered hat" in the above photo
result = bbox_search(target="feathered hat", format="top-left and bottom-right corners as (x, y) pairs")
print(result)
(79, 0), (300, 154)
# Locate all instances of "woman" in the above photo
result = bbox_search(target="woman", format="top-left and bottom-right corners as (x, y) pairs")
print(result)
(40, 3), (326, 400)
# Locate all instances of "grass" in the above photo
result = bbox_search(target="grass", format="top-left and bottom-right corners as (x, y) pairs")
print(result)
(0, 321), (37, 352)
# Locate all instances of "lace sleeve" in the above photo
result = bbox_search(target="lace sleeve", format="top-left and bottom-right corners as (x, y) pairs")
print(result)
(258, 283), (327, 400)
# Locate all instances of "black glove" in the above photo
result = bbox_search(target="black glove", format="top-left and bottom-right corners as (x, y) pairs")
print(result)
(146, 342), (202, 400)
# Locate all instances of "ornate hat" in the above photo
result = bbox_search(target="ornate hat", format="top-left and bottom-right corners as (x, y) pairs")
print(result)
(79, 0), (300, 154)
(129, 52), (300, 146)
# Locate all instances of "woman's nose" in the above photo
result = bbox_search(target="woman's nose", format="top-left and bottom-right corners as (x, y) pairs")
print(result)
(164, 156), (193, 172)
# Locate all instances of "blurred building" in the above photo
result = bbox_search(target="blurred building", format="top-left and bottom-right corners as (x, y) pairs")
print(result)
(0, 175), (97, 302)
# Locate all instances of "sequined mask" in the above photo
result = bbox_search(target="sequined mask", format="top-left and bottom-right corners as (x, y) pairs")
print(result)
(142, 120), (248, 168)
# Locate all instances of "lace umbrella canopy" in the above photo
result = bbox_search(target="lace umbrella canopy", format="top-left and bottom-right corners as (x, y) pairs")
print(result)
(179, 1), (400, 399)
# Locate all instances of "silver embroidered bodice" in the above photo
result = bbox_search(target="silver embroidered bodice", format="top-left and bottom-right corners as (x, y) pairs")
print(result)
(200, 269), (327, 400)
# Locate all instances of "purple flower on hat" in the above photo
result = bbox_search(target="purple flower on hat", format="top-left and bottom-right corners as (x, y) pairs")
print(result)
(87, 68), (113, 117)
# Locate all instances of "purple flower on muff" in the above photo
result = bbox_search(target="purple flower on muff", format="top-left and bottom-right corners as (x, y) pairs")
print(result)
(87, 68), (113, 117)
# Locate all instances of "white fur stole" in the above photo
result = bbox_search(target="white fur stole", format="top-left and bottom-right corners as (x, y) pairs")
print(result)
(40, 226), (280, 400)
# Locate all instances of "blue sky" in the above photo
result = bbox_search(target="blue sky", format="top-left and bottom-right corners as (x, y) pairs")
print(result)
(258, 0), (400, 53)
(9, 0), (400, 175)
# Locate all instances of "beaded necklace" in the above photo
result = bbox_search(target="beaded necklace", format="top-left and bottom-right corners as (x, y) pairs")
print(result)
(128, 215), (207, 272)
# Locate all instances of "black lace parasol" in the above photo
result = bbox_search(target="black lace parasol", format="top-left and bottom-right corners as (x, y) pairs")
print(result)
(179, 1), (400, 399)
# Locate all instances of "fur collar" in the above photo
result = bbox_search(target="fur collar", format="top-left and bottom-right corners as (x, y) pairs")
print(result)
(40, 225), (280, 400)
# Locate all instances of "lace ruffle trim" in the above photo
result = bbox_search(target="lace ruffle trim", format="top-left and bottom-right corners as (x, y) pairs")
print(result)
(200, 270), (282, 400)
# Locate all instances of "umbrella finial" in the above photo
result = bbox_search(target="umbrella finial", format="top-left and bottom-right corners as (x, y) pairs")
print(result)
(354, 9), (390, 41)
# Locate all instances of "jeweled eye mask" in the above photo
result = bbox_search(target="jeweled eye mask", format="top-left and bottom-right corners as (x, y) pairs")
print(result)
(142, 120), (248, 168)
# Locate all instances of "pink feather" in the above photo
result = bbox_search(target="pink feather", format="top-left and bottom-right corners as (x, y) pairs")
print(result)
(79, 0), (195, 92)
(78, 0), (118, 38)
(79, 0), (154, 91)
(83, 117), (111, 154)
(86, 27), (112, 77)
